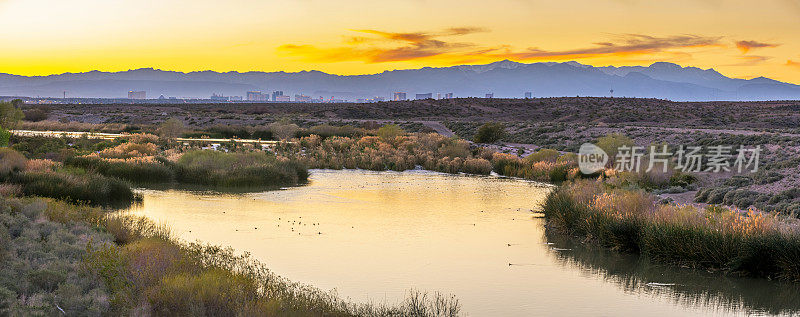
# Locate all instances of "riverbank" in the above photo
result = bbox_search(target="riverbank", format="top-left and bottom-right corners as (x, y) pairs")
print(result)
(542, 179), (800, 281)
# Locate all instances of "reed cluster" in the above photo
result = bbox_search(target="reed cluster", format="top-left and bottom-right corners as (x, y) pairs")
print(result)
(276, 133), (494, 175)
(1, 148), (135, 206)
(543, 179), (800, 280)
(491, 151), (578, 183)
(173, 150), (308, 187)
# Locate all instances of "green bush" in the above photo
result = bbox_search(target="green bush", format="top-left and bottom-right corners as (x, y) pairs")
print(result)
(473, 122), (506, 143)
(0, 126), (10, 147)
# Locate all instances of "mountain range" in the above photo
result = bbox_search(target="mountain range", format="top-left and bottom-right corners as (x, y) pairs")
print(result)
(1, 60), (799, 101)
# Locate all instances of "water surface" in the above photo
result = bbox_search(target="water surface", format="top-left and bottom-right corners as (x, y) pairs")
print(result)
(125, 169), (800, 316)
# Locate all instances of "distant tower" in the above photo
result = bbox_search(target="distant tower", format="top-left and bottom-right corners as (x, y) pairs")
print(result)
(63, 91), (66, 99)
(610, 89), (614, 98)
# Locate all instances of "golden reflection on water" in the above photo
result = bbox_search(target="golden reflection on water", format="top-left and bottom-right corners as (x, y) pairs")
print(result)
(124, 169), (797, 316)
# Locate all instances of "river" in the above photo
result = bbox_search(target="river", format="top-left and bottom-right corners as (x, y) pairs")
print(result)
(123, 169), (800, 316)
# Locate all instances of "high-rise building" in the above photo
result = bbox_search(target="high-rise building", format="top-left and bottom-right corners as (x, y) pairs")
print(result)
(127, 91), (146, 99)
(444, 93), (454, 99)
(392, 92), (407, 101)
(275, 95), (291, 102)
(415, 93), (432, 100)
(436, 93), (441, 100)
(271, 91), (284, 101)
(485, 93), (494, 98)
(210, 93), (229, 101)
(524, 92), (533, 99)
(247, 91), (267, 101)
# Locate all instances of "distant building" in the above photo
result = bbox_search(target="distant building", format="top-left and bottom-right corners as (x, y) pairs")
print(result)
(229, 96), (243, 101)
(127, 91), (146, 99)
(444, 93), (454, 99)
(158, 94), (166, 100)
(524, 92), (532, 99)
(295, 94), (312, 102)
(247, 91), (267, 101)
(271, 91), (284, 101)
(210, 93), (229, 101)
(485, 93), (494, 98)
(415, 93), (432, 100)
(275, 95), (291, 102)
(437, 93), (442, 100)
(374, 96), (385, 102)
(392, 92), (407, 101)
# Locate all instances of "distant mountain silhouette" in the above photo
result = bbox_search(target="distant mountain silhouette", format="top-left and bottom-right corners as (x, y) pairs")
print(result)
(1, 61), (799, 101)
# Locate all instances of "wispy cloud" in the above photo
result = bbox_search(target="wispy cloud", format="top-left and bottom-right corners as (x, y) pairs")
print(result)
(492, 34), (723, 60)
(735, 40), (779, 54)
(279, 29), (732, 66)
(279, 28), (486, 63)
(787, 59), (800, 69)
(726, 55), (772, 66)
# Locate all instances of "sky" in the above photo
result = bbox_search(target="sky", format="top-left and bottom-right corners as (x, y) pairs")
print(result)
(1, 0), (799, 83)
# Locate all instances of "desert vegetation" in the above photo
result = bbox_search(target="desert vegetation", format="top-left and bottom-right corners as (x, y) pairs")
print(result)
(0, 194), (462, 316)
(274, 127), (495, 175)
(543, 178), (800, 280)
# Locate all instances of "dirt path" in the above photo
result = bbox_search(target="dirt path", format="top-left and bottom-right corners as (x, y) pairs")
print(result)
(420, 121), (456, 137)
(627, 126), (800, 137)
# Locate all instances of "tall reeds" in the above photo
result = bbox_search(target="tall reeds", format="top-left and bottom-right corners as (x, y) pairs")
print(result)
(543, 179), (800, 280)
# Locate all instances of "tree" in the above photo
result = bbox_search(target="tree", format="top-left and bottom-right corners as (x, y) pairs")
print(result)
(473, 122), (506, 143)
(596, 133), (634, 165)
(0, 100), (24, 129)
(0, 125), (10, 147)
(157, 118), (185, 140)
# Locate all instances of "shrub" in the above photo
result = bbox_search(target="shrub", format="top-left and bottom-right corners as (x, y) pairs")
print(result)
(524, 148), (560, 163)
(309, 124), (361, 139)
(0, 125), (10, 147)
(96, 142), (159, 159)
(268, 122), (300, 140)
(0, 148), (26, 176)
(0, 100), (23, 129)
(158, 118), (185, 139)
(596, 133), (634, 165)
(22, 108), (49, 122)
(473, 122), (506, 143)
(377, 124), (404, 141)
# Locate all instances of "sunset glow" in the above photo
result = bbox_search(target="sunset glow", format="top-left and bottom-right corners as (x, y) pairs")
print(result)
(1, 0), (798, 83)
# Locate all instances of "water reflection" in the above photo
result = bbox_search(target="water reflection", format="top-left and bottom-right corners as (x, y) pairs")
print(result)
(544, 229), (800, 316)
(124, 169), (800, 316)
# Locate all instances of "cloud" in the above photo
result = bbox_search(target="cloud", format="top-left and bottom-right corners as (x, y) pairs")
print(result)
(725, 55), (772, 66)
(278, 29), (723, 65)
(735, 40), (779, 54)
(788, 60), (800, 68)
(493, 34), (723, 60)
(280, 28), (485, 63)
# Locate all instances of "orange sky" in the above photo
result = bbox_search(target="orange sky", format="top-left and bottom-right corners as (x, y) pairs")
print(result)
(1, 0), (799, 83)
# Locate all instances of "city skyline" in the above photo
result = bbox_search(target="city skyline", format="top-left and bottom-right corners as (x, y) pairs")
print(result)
(0, 0), (799, 83)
